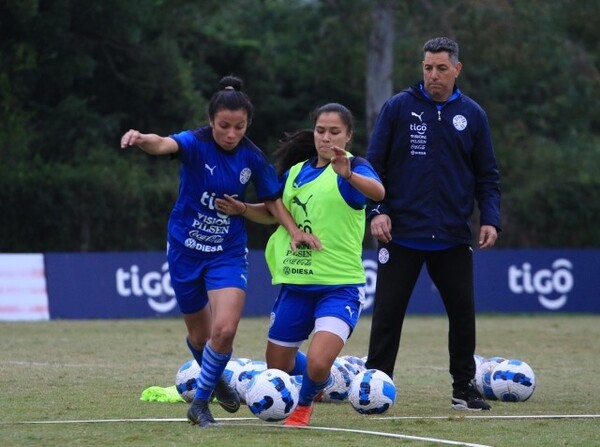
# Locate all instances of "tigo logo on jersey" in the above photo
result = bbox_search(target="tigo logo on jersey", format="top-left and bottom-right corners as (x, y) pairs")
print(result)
(409, 121), (428, 156)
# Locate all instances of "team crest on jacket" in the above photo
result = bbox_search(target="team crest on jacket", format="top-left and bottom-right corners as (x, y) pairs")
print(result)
(240, 168), (251, 184)
(378, 248), (390, 264)
(453, 115), (468, 131)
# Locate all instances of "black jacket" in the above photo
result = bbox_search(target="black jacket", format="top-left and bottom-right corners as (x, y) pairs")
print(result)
(366, 82), (501, 244)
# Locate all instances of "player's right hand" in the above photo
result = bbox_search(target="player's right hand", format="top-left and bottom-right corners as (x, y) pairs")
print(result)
(120, 129), (142, 148)
(290, 230), (322, 252)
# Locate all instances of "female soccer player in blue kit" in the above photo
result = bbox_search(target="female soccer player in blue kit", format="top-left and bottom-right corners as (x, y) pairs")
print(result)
(218, 103), (385, 426)
(120, 76), (320, 428)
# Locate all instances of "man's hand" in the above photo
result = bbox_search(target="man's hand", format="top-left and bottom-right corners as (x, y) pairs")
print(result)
(479, 225), (498, 249)
(370, 214), (392, 243)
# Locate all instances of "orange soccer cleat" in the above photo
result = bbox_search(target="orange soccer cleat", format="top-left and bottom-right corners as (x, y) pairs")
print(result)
(283, 404), (314, 427)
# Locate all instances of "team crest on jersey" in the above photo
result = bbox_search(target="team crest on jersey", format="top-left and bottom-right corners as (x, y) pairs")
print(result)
(453, 115), (468, 131)
(240, 168), (251, 184)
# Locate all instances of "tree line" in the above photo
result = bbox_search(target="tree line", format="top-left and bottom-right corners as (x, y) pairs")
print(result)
(0, 0), (598, 252)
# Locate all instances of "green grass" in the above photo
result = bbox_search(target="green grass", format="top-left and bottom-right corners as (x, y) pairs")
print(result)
(1, 314), (599, 446)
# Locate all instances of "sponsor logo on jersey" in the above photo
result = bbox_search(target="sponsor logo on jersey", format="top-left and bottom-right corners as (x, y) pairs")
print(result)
(409, 119), (428, 156)
(411, 111), (424, 122)
(282, 266), (314, 276)
(184, 238), (224, 252)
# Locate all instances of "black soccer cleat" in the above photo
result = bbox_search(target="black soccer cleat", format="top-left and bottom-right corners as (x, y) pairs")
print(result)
(187, 398), (220, 428)
(213, 376), (241, 413)
(451, 382), (491, 411)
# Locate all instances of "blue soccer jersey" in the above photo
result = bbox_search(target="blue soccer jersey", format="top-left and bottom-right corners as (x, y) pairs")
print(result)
(167, 126), (280, 256)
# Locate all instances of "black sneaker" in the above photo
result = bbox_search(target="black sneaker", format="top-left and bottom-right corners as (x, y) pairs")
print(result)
(213, 376), (240, 413)
(451, 382), (491, 411)
(187, 398), (220, 428)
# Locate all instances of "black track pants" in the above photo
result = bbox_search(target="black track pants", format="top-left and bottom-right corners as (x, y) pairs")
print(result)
(365, 243), (476, 389)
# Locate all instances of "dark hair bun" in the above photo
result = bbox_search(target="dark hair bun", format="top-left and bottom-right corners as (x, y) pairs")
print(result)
(219, 75), (244, 91)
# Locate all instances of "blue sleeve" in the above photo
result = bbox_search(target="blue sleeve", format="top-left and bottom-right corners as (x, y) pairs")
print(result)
(339, 157), (382, 210)
(278, 170), (290, 196)
(168, 130), (195, 164)
(249, 149), (281, 202)
(365, 99), (395, 217)
(471, 108), (501, 230)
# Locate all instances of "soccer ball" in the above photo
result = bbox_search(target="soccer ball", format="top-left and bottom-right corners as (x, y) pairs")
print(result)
(337, 357), (359, 377)
(319, 359), (353, 403)
(223, 357), (252, 390)
(340, 355), (367, 374)
(472, 354), (486, 387)
(175, 359), (200, 403)
(245, 369), (299, 421)
(488, 356), (508, 363)
(348, 369), (396, 415)
(473, 354), (486, 370)
(235, 360), (267, 403)
(475, 357), (506, 400)
(339, 356), (365, 377)
(491, 359), (536, 402)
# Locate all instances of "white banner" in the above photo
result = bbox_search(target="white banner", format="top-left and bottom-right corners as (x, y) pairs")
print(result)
(0, 254), (49, 321)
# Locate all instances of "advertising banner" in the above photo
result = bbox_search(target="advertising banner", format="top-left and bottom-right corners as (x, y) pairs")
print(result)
(0, 254), (49, 321)
(45, 252), (177, 319)
(35, 248), (600, 320)
(472, 249), (597, 313)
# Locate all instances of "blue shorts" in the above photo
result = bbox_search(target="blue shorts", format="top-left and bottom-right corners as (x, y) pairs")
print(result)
(268, 284), (363, 343)
(167, 245), (248, 314)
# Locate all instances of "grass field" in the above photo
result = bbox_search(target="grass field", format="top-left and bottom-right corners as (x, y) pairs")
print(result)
(1, 314), (599, 446)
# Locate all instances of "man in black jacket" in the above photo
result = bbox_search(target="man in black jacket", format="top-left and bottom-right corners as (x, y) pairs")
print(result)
(365, 36), (501, 411)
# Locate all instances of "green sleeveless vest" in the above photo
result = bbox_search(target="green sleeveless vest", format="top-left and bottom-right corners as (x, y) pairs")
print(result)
(265, 158), (366, 285)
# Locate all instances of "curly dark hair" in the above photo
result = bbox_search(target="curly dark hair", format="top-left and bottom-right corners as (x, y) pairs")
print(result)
(273, 129), (315, 177)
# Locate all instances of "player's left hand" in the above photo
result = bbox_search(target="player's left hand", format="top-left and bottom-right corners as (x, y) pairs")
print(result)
(329, 146), (351, 179)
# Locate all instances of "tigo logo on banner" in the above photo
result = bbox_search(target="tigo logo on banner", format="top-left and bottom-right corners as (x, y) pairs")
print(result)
(508, 258), (574, 310)
(115, 262), (177, 313)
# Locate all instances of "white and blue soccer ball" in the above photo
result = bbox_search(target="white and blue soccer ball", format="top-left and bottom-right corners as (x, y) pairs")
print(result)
(491, 359), (536, 402)
(338, 357), (360, 377)
(488, 356), (508, 364)
(475, 356), (506, 400)
(340, 355), (367, 375)
(245, 369), (299, 421)
(223, 357), (252, 391)
(235, 360), (267, 404)
(348, 369), (396, 415)
(474, 354), (486, 370)
(319, 359), (353, 403)
(175, 359), (200, 403)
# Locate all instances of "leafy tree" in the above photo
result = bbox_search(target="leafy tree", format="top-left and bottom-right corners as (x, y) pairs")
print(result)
(0, 0), (598, 251)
